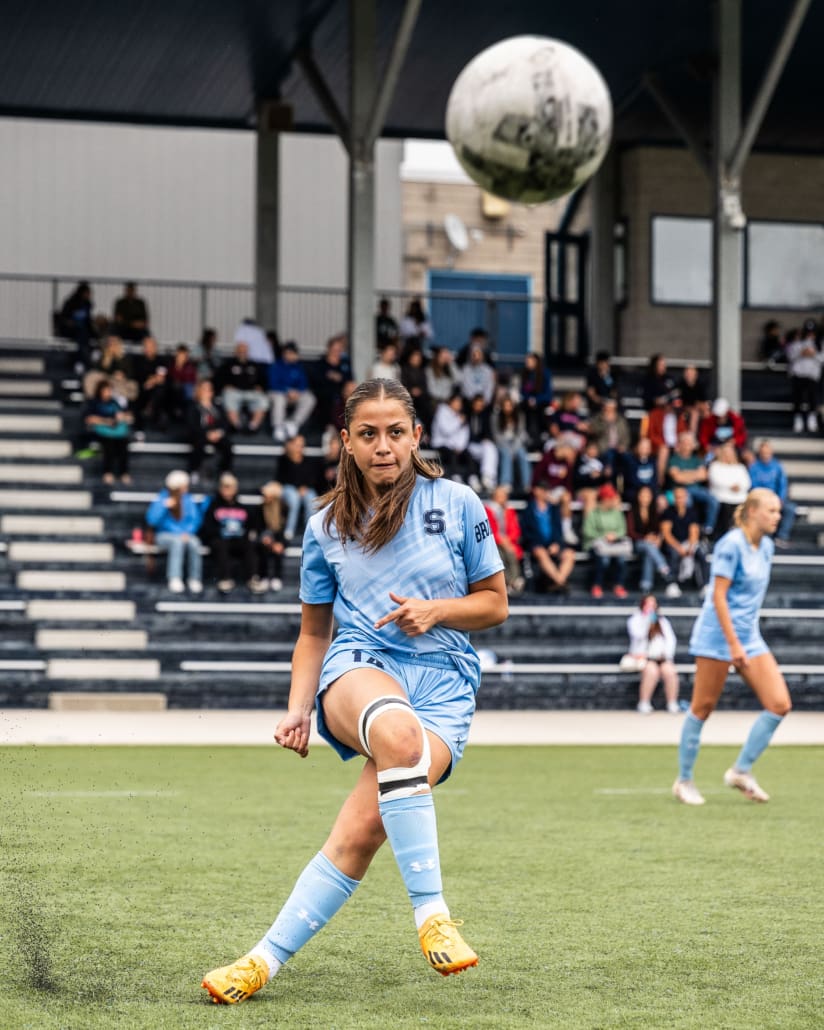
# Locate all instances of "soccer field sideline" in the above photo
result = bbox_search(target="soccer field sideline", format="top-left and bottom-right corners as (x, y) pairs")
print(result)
(2, 707), (824, 746)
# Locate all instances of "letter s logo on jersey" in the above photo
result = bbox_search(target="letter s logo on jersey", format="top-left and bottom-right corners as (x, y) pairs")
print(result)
(423, 509), (446, 535)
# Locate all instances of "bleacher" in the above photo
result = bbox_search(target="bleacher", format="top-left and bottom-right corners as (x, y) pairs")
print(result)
(2, 340), (824, 712)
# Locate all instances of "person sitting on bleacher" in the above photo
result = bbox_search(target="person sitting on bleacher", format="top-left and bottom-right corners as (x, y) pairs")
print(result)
(666, 430), (719, 537)
(746, 439), (796, 549)
(707, 439), (751, 539)
(215, 341), (270, 434)
(267, 341), (317, 443)
(145, 469), (206, 594)
(582, 483), (630, 600)
(573, 436), (613, 516)
(430, 391), (480, 490)
(627, 484), (680, 597)
(641, 353), (676, 412)
(130, 336), (169, 432)
(458, 344), (497, 408)
(57, 280), (98, 371)
(519, 480), (576, 594)
(531, 440), (578, 545)
(585, 351), (620, 415)
(589, 398), (631, 481)
(698, 397), (747, 457)
(311, 333), (352, 432)
(186, 378), (233, 484)
(646, 393), (688, 486)
(111, 282), (150, 341)
(165, 343), (198, 424)
(200, 472), (266, 595)
(519, 351), (553, 447)
(674, 364), (709, 435)
(83, 378), (132, 485)
(276, 433), (322, 541)
(547, 391), (589, 453)
(253, 481), (287, 593)
(484, 483), (525, 595)
(622, 435), (659, 503)
(660, 485), (708, 592)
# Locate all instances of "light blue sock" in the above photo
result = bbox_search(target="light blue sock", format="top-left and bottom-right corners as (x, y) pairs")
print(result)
(734, 710), (784, 772)
(379, 792), (443, 908)
(678, 712), (705, 781)
(257, 851), (359, 967)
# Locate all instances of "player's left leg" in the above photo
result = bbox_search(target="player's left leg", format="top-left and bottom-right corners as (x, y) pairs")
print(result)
(725, 652), (792, 802)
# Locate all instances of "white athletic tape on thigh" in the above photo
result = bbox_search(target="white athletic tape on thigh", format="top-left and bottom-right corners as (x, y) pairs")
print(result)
(358, 695), (414, 758)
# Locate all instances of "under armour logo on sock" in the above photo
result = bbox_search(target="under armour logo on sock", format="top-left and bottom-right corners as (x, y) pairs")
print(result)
(297, 908), (320, 930)
(409, 859), (436, 873)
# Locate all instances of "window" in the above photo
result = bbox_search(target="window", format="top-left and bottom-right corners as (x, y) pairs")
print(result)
(747, 221), (824, 308)
(651, 216), (712, 305)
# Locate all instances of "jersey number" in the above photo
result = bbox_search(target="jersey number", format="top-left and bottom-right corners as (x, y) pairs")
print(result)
(351, 650), (384, 669)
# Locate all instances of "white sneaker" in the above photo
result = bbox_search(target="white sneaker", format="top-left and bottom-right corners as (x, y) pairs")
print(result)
(807, 412), (818, 433)
(665, 582), (682, 598)
(248, 577), (267, 594)
(168, 577), (185, 594)
(667, 700), (681, 714)
(637, 700), (653, 715)
(217, 579), (235, 593)
(562, 527), (579, 547)
(723, 767), (769, 802)
(672, 779), (705, 806)
(188, 579), (203, 594)
(269, 577), (283, 592)
(793, 414), (804, 434)
(283, 529), (295, 542)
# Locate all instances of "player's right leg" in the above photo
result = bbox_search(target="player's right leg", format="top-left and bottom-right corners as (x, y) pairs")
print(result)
(673, 657), (727, 805)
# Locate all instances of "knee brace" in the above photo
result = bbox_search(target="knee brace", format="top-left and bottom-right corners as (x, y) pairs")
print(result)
(357, 695), (431, 801)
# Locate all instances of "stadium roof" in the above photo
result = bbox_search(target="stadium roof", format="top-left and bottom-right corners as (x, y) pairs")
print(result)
(0, 0), (819, 151)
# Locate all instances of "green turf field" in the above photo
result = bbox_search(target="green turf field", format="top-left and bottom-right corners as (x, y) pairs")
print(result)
(1, 744), (821, 1029)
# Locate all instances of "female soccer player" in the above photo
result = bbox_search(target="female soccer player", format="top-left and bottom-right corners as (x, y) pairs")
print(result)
(673, 488), (790, 806)
(202, 379), (508, 1004)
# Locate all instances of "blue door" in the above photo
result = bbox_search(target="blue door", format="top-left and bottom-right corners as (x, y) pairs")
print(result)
(427, 270), (531, 362)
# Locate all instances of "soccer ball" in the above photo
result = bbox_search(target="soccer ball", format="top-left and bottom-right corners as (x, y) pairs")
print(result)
(445, 35), (613, 204)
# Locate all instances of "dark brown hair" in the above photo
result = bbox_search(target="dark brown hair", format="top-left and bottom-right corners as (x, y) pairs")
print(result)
(321, 378), (441, 552)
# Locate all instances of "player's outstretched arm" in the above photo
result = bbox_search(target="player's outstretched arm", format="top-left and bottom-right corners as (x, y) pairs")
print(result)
(275, 602), (334, 757)
(374, 572), (508, 637)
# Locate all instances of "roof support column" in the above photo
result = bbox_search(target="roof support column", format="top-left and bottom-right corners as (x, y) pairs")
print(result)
(712, 0), (742, 409)
(589, 148), (617, 357)
(255, 101), (288, 334)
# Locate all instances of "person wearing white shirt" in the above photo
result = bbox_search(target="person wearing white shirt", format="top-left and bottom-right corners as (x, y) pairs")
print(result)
(708, 440), (751, 538)
(625, 595), (680, 714)
(234, 318), (274, 365)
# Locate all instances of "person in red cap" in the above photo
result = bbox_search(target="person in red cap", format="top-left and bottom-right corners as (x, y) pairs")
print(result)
(582, 484), (630, 599)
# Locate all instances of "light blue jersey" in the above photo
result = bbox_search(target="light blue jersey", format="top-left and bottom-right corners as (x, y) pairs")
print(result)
(689, 527), (774, 661)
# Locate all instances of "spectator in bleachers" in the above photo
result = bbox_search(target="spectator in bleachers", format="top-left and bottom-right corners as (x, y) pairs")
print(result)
(400, 345), (432, 430)
(646, 393), (688, 485)
(758, 319), (785, 364)
(585, 351), (619, 414)
(641, 353), (676, 412)
(626, 595), (681, 714)
(83, 378), (132, 485)
(430, 391), (480, 489)
(589, 398), (631, 482)
(622, 435), (659, 502)
(166, 343), (198, 424)
(484, 484), (525, 595)
(531, 440), (578, 545)
(312, 334), (352, 430)
(196, 327), (220, 381)
(375, 297), (399, 349)
(276, 434), (321, 541)
(57, 281), (98, 370)
(424, 346), (458, 409)
(253, 480), (287, 592)
(145, 469), (205, 594)
(675, 364), (709, 435)
(708, 440), (751, 539)
(493, 394), (531, 494)
(666, 431), (719, 537)
(548, 391), (589, 452)
(627, 484), (680, 597)
(398, 297), (434, 353)
(215, 341), (269, 434)
(660, 485), (709, 591)
(573, 437), (612, 515)
(519, 481), (576, 593)
(319, 433), (341, 494)
(186, 378), (233, 483)
(111, 282), (150, 341)
(747, 439), (796, 548)
(369, 340), (402, 381)
(130, 335), (169, 432)
(583, 484), (630, 599)
(456, 327), (494, 369)
(459, 344), (496, 407)
(200, 472), (266, 594)
(519, 351), (553, 447)
(698, 397), (747, 455)
(233, 317), (275, 366)
(467, 393), (498, 494)
(267, 341), (316, 443)
(786, 320), (823, 434)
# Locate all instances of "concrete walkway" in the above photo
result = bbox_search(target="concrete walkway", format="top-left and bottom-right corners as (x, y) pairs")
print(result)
(1, 709), (823, 747)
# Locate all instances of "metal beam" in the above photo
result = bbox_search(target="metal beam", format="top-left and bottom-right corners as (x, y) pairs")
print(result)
(295, 46), (350, 150)
(364, 0), (422, 151)
(643, 72), (711, 178)
(728, 0), (812, 180)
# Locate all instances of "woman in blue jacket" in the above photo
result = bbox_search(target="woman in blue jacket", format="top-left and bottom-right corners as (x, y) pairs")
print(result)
(145, 469), (206, 593)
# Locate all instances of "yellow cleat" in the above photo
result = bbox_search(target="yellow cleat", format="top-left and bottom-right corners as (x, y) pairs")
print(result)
(418, 914), (479, 976)
(201, 953), (269, 1004)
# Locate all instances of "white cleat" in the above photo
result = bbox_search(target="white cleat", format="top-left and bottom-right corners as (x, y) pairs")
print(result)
(672, 779), (705, 806)
(723, 767), (769, 802)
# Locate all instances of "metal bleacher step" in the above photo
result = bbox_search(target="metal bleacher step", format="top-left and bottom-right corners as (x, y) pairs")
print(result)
(2, 514), (103, 535)
(36, 628), (148, 651)
(46, 658), (160, 681)
(770, 437), (824, 456)
(8, 541), (114, 563)
(0, 439), (71, 458)
(789, 482), (824, 502)
(26, 599), (136, 621)
(0, 489), (91, 510)
(0, 463), (82, 484)
(0, 357), (45, 374)
(48, 691), (167, 711)
(17, 570), (126, 592)
(0, 414), (62, 434)
(0, 379), (52, 396)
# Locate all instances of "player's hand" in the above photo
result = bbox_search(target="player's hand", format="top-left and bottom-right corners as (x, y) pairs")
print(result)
(275, 711), (311, 757)
(730, 643), (749, 671)
(374, 592), (437, 636)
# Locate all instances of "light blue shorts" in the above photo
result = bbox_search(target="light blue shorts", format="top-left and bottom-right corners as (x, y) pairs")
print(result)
(689, 612), (769, 663)
(316, 642), (477, 781)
